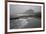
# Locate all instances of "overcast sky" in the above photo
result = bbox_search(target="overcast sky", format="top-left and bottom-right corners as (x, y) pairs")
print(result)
(10, 4), (41, 18)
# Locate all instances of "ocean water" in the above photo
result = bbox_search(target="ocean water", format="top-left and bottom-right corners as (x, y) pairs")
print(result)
(10, 17), (41, 29)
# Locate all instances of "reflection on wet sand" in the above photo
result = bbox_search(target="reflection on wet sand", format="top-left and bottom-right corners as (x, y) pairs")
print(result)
(10, 17), (41, 29)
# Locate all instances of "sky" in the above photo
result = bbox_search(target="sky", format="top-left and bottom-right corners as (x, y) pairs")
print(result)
(10, 4), (41, 18)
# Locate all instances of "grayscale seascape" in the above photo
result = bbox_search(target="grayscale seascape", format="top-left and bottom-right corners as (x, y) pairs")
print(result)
(10, 5), (41, 29)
